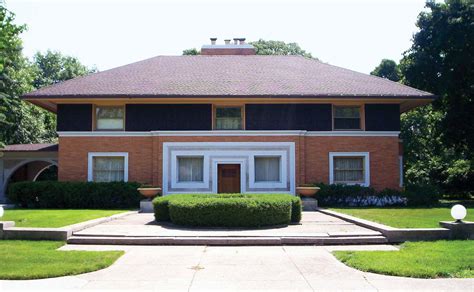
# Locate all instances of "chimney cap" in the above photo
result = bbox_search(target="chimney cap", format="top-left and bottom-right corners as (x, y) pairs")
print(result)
(210, 37), (217, 41)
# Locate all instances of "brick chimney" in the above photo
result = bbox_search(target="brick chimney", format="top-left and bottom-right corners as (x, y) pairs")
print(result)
(201, 37), (256, 55)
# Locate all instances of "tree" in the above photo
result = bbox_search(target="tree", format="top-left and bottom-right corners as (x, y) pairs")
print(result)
(395, 0), (473, 195)
(0, 6), (94, 146)
(400, 0), (474, 156)
(400, 105), (473, 195)
(370, 59), (401, 82)
(182, 48), (200, 55)
(33, 50), (95, 89)
(250, 39), (313, 58)
(0, 6), (41, 147)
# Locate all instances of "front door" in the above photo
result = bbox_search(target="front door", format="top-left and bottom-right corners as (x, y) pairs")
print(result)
(217, 164), (241, 193)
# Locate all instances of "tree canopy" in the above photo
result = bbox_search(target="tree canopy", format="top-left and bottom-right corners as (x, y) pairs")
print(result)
(401, 0), (473, 156)
(33, 50), (95, 89)
(370, 59), (401, 82)
(375, 0), (474, 195)
(249, 39), (314, 58)
(0, 6), (93, 147)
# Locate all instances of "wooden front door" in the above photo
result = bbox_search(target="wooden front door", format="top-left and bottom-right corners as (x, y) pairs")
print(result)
(217, 164), (241, 193)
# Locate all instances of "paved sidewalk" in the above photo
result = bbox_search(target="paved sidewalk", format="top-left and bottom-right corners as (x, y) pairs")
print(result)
(1, 245), (472, 291)
(73, 211), (380, 237)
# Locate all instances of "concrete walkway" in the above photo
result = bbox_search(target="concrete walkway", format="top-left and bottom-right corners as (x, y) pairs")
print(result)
(73, 212), (380, 237)
(1, 245), (472, 291)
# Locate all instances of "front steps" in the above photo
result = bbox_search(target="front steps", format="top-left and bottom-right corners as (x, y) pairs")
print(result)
(67, 234), (388, 246)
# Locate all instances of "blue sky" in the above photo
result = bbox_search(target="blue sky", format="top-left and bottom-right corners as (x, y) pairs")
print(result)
(6, 0), (428, 74)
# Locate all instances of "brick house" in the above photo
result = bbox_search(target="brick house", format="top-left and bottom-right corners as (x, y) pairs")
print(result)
(13, 39), (434, 196)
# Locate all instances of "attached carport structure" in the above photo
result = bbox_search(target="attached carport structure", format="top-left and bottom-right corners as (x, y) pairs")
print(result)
(0, 143), (58, 203)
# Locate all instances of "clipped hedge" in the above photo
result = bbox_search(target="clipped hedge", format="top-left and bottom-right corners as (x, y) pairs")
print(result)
(7, 181), (142, 209)
(153, 194), (302, 227)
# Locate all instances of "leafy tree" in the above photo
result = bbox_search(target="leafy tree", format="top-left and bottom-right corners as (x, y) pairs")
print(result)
(182, 48), (200, 55)
(401, 0), (473, 156)
(0, 6), (93, 147)
(33, 50), (95, 88)
(250, 39), (313, 58)
(395, 0), (473, 195)
(0, 6), (43, 146)
(400, 105), (473, 195)
(370, 59), (401, 82)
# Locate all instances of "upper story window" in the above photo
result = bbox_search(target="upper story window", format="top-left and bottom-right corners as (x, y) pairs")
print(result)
(214, 106), (243, 130)
(333, 106), (362, 130)
(95, 106), (124, 131)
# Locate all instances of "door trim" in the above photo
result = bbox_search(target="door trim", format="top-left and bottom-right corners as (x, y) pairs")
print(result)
(212, 159), (246, 194)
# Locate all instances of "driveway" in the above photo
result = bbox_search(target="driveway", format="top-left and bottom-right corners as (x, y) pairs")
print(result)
(1, 245), (472, 291)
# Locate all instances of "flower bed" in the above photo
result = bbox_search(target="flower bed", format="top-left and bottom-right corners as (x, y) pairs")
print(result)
(153, 194), (302, 227)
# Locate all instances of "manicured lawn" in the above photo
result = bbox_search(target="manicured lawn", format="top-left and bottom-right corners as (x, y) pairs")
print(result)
(1, 209), (129, 228)
(334, 240), (474, 278)
(0, 241), (123, 280)
(330, 207), (474, 228)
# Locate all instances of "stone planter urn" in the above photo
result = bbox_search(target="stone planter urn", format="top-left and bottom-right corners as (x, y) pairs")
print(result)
(296, 186), (320, 197)
(137, 187), (161, 199)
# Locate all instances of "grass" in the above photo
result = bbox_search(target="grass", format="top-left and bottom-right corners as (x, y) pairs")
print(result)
(1, 209), (129, 228)
(0, 240), (123, 280)
(330, 207), (474, 228)
(334, 240), (474, 278)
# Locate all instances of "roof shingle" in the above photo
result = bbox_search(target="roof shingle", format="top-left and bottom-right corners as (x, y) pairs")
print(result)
(23, 55), (434, 98)
(1, 143), (58, 152)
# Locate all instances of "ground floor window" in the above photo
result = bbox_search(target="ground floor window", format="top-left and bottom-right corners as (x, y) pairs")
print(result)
(255, 156), (281, 182)
(178, 156), (204, 182)
(88, 152), (128, 182)
(329, 152), (369, 186)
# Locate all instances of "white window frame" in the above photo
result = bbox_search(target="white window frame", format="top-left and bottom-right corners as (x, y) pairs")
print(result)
(329, 152), (370, 187)
(249, 151), (287, 189)
(87, 152), (129, 182)
(171, 152), (209, 189)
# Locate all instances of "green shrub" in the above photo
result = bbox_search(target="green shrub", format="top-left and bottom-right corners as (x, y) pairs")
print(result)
(313, 183), (406, 207)
(403, 184), (440, 206)
(290, 196), (302, 223)
(153, 193), (301, 227)
(7, 181), (142, 209)
(152, 196), (172, 221)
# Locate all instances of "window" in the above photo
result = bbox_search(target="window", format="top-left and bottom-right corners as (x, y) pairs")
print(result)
(95, 106), (124, 130)
(88, 153), (128, 182)
(215, 106), (243, 130)
(178, 157), (204, 182)
(329, 152), (369, 186)
(255, 156), (280, 182)
(333, 106), (361, 130)
(333, 157), (364, 183)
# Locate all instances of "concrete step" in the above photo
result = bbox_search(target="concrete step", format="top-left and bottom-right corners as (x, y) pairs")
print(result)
(67, 235), (388, 246)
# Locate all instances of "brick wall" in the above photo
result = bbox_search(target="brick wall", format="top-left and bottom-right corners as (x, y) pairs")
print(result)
(304, 136), (400, 190)
(58, 135), (400, 190)
(58, 136), (153, 183)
